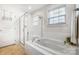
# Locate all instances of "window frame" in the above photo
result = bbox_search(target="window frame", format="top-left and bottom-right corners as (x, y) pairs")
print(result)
(32, 16), (40, 26)
(48, 5), (66, 25)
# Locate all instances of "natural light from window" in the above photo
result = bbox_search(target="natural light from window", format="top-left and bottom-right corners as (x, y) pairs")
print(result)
(48, 6), (66, 24)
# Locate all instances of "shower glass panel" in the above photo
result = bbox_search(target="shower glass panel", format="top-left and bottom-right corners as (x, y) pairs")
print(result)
(24, 15), (28, 41)
(19, 14), (28, 45)
(20, 16), (24, 44)
(19, 14), (43, 44)
(31, 16), (43, 42)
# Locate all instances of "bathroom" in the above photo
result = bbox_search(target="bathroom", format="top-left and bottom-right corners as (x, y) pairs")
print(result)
(0, 4), (79, 55)
(18, 4), (79, 55)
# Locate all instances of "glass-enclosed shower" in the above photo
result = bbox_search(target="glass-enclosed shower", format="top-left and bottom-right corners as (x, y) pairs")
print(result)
(18, 13), (45, 55)
(19, 13), (43, 45)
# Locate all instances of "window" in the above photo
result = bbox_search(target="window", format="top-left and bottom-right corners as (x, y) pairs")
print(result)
(48, 6), (66, 24)
(32, 16), (39, 26)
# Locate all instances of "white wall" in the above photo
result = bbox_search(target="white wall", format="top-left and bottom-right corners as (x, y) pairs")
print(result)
(31, 4), (76, 42)
(0, 28), (16, 47)
(0, 15), (16, 47)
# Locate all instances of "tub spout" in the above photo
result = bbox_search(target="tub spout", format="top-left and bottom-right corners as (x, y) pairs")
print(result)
(32, 37), (39, 42)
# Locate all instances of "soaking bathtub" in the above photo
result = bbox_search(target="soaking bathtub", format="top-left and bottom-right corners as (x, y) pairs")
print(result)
(25, 39), (77, 55)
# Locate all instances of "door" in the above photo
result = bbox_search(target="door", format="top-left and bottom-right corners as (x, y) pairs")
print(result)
(19, 15), (28, 45)
(19, 16), (24, 44)
(24, 15), (28, 42)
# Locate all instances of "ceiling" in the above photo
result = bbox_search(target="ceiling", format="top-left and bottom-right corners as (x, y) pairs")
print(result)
(0, 4), (47, 18)
(0, 4), (48, 30)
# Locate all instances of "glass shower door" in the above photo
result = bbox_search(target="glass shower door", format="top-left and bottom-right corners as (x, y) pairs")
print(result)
(19, 16), (24, 44)
(24, 15), (28, 42)
(19, 14), (28, 45)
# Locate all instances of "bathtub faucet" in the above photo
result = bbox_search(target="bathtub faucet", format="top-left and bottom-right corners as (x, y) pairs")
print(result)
(32, 37), (40, 42)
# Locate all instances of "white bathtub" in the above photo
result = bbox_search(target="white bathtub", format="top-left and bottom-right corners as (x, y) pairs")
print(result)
(25, 39), (77, 55)
(25, 41), (53, 55)
(25, 39), (64, 55)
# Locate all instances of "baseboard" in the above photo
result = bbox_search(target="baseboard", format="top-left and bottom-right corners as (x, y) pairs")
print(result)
(0, 43), (16, 49)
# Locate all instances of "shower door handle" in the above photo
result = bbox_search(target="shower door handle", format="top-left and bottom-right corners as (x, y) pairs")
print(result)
(27, 32), (29, 41)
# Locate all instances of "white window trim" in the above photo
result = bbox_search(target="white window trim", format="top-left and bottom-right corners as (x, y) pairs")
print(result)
(48, 5), (66, 25)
